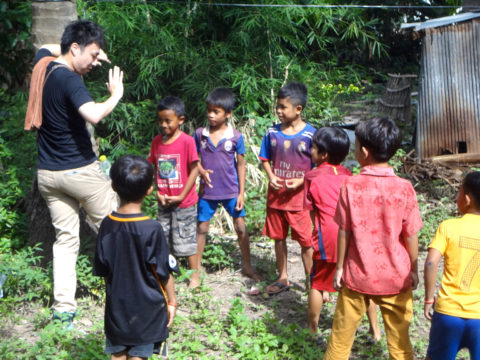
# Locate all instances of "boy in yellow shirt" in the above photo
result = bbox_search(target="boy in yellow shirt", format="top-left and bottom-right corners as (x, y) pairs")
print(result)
(424, 171), (480, 360)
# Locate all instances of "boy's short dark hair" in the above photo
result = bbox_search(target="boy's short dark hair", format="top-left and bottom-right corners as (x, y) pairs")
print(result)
(277, 82), (308, 109)
(61, 20), (106, 55)
(206, 88), (236, 112)
(355, 117), (401, 163)
(312, 127), (350, 165)
(110, 155), (153, 202)
(463, 171), (480, 208)
(157, 96), (185, 117)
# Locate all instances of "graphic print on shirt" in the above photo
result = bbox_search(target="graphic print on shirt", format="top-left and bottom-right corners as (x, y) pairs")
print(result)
(298, 141), (306, 152)
(459, 235), (480, 291)
(260, 124), (314, 181)
(157, 154), (182, 188)
(273, 133), (311, 179)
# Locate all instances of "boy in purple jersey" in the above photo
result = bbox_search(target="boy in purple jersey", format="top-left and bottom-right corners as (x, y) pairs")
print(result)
(193, 88), (259, 288)
(259, 82), (315, 295)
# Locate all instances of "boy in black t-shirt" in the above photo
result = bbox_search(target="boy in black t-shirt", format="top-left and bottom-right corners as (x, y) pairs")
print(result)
(94, 155), (178, 360)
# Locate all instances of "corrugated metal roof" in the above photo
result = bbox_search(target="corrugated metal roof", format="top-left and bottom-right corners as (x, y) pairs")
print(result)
(416, 18), (480, 159)
(401, 12), (480, 31)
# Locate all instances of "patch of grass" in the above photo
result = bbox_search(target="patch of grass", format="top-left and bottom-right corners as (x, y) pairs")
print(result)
(202, 236), (236, 272)
(170, 293), (323, 360)
(0, 320), (105, 360)
(417, 194), (455, 249)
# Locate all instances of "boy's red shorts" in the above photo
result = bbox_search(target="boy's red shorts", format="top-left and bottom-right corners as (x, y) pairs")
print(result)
(310, 259), (336, 293)
(262, 207), (312, 248)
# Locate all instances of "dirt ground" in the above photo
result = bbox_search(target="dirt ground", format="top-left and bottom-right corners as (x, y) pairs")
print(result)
(0, 239), (471, 359)
(1, 235), (435, 360)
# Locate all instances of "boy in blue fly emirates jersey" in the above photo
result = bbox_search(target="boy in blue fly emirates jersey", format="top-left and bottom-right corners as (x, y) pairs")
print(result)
(259, 82), (315, 295)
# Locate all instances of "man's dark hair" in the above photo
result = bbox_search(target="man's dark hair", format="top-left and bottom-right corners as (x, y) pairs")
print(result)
(277, 82), (308, 108)
(312, 127), (350, 165)
(110, 155), (153, 202)
(157, 96), (185, 117)
(355, 117), (402, 163)
(60, 20), (106, 55)
(206, 88), (236, 112)
(463, 171), (480, 208)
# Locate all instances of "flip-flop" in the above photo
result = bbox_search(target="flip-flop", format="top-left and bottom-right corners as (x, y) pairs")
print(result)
(307, 334), (326, 347)
(316, 336), (327, 347)
(266, 282), (291, 295)
(247, 285), (261, 296)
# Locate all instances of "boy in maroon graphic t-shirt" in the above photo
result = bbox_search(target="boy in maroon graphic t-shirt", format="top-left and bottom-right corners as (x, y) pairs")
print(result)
(148, 96), (200, 287)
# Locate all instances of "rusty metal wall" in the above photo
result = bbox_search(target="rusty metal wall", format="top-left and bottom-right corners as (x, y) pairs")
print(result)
(416, 18), (480, 159)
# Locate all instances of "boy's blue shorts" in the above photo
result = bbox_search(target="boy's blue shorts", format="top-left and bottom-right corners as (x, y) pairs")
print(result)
(197, 197), (245, 222)
(105, 337), (167, 357)
(427, 311), (480, 360)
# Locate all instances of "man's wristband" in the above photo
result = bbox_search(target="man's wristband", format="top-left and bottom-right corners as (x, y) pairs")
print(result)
(424, 298), (435, 304)
(167, 302), (178, 307)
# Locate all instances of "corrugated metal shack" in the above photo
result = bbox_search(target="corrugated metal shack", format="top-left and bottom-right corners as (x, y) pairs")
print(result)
(403, 13), (480, 160)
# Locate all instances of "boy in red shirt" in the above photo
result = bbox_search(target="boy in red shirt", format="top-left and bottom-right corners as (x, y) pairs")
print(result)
(324, 117), (423, 360)
(148, 96), (200, 287)
(304, 127), (381, 342)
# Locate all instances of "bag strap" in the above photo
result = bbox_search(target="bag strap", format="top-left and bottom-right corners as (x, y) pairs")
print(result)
(44, 63), (70, 85)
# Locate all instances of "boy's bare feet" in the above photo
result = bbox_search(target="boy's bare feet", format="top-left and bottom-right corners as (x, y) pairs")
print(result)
(241, 266), (261, 282)
(188, 270), (201, 288)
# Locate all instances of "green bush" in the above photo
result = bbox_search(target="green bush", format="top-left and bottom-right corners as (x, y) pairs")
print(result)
(0, 244), (51, 305)
(203, 239), (235, 271)
(0, 1), (32, 89)
(0, 90), (35, 249)
(78, 0), (387, 129)
(76, 255), (104, 299)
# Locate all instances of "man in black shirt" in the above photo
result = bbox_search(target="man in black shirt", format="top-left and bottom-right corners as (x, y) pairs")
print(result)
(34, 19), (123, 327)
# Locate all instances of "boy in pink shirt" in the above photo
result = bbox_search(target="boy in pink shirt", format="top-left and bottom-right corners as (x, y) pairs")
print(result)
(324, 117), (423, 360)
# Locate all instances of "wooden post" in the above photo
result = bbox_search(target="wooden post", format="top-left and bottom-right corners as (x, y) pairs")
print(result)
(376, 73), (417, 124)
(31, 0), (77, 50)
